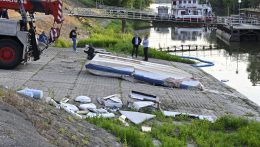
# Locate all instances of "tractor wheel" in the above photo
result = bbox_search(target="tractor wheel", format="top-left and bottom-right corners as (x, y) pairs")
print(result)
(0, 39), (22, 69)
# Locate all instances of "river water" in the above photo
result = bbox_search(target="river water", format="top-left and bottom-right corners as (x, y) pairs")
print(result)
(142, 4), (260, 106)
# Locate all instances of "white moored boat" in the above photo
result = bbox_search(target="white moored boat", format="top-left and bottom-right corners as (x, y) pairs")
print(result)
(171, 0), (213, 22)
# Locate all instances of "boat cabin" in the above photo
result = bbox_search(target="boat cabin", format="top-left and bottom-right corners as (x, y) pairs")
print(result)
(171, 0), (213, 21)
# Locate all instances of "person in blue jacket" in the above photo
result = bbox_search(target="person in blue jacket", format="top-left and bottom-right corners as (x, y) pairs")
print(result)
(38, 31), (48, 44)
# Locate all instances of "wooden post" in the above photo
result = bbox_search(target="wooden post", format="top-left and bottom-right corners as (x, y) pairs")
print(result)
(181, 45), (184, 51)
(195, 45), (198, 50)
(122, 19), (126, 33)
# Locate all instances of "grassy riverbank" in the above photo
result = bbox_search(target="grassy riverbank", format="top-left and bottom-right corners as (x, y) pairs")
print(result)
(70, 20), (195, 64)
(86, 112), (260, 147)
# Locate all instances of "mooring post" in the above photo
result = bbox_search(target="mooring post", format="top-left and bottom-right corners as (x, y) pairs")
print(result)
(195, 45), (198, 50)
(188, 45), (191, 51)
(122, 18), (126, 33)
(181, 45), (183, 51)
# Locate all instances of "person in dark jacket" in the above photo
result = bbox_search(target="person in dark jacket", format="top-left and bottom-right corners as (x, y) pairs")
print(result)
(69, 27), (78, 52)
(131, 34), (142, 58)
(0, 9), (9, 19)
(84, 44), (95, 60)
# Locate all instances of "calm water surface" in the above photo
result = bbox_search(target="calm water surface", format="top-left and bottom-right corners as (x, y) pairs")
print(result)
(144, 3), (260, 106)
(142, 25), (260, 106)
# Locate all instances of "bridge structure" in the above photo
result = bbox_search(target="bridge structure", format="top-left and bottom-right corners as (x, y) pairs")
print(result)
(68, 6), (260, 32)
(68, 6), (217, 33)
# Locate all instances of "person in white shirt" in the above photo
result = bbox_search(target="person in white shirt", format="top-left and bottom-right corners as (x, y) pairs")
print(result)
(143, 35), (149, 61)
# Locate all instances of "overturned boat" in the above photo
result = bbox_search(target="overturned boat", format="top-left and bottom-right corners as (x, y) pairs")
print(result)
(85, 54), (202, 89)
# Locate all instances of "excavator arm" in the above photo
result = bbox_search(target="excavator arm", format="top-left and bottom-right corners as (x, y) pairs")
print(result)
(0, 0), (63, 24)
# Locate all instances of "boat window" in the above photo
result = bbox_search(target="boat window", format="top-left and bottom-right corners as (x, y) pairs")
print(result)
(189, 1), (191, 3)
(179, 1), (182, 4)
(184, 1), (186, 4)
(193, 0), (196, 3)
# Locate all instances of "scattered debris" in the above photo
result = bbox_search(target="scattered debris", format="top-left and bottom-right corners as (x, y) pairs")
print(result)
(162, 111), (217, 122)
(60, 98), (70, 103)
(97, 94), (123, 108)
(163, 111), (181, 117)
(86, 112), (115, 118)
(17, 88), (43, 99)
(60, 103), (82, 119)
(76, 110), (89, 115)
(132, 101), (155, 111)
(141, 126), (152, 132)
(45, 97), (60, 109)
(152, 139), (162, 147)
(129, 91), (159, 103)
(60, 103), (79, 112)
(221, 80), (229, 82)
(118, 115), (129, 127)
(90, 108), (108, 114)
(120, 111), (156, 125)
(75, 96), (92, 103)
(79, 103), (97, 110)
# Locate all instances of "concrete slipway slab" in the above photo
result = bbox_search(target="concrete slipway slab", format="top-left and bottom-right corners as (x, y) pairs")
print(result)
(0, 47), (260, 118)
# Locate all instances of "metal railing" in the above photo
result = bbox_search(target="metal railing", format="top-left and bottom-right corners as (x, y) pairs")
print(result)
(216, 16), (260, 26)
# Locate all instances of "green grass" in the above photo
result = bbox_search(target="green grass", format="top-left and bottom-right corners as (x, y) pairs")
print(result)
(76, 20), (195, 64)
(87, 117), (154, 147)
(54, 38), (72, 48)
(86, 113), (260, 147)
(78, 0), (96, 7)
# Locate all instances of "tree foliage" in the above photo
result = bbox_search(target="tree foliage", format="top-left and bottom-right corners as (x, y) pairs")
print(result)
(101, 0), (154, 9)
(207, 0), (259, 15)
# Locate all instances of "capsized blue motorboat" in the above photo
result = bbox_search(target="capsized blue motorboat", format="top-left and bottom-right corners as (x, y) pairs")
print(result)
(85, 54), (203, 89)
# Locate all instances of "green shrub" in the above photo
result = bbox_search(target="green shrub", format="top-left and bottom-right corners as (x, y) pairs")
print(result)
(211, 115), (249, 131)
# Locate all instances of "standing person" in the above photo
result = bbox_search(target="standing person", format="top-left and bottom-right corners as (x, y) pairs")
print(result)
(143, 35), (149, 61)
(131, 34), (142, 58)
(1, 9), (9, 19)
(70, 27), (79, 52)
(0, 9), (2, 18)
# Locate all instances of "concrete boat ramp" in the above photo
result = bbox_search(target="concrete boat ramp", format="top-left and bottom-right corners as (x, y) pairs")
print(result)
(0, 47), (260, 118)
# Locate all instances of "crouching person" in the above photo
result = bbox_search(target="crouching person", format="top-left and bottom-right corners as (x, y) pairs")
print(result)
(84, 44), (95, 60)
